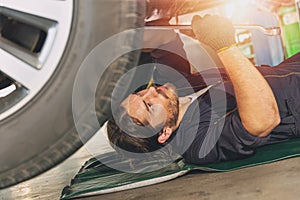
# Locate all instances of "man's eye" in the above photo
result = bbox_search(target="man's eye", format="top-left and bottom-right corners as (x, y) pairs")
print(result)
(142, 100), (153, 111)
(147, 103), (153, 109)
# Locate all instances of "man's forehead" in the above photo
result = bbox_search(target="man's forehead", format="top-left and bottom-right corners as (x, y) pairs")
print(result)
(120, 94), (131, 107)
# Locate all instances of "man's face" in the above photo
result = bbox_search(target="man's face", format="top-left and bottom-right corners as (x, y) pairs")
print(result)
(121, 83), (179, 130)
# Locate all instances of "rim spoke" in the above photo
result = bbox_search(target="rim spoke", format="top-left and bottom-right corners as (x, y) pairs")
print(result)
(0, 50), (42, 92)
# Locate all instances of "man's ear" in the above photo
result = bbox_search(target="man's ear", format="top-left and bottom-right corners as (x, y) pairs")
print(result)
(157, 127), (173, 144)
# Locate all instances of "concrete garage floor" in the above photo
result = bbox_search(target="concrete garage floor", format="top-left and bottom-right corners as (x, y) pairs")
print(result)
(1, 128), (300, 200)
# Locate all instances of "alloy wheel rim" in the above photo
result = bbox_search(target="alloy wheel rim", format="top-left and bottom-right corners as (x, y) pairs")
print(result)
(0, 0), (74, 121)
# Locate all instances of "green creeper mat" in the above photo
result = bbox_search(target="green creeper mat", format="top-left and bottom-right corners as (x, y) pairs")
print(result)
(60, 138), (300, 199)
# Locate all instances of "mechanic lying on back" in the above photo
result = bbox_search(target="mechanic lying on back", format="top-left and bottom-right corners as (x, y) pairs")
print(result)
(107, 15), (300, 165)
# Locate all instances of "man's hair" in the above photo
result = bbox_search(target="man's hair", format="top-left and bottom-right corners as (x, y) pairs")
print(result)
(107, 106), (164, 157)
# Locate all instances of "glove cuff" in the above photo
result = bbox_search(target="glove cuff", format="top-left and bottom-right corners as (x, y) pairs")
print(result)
(217, 43), (238, 53)
(206, 37), (236, 52)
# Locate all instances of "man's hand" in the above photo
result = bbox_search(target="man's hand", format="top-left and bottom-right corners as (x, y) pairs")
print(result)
(191, 15), (236, 52)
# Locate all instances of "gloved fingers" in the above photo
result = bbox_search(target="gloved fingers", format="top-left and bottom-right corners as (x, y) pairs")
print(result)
(191, 15), (202, 24)
(191, 15), (202, 31)
(190, 15), (236, 51)
(192, 14), (215, 26)
(191, 15), (203, 40)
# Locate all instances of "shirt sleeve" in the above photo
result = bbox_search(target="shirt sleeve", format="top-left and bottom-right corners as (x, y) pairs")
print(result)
(217, 110), (271, 151)
(208, 110), (271, 164)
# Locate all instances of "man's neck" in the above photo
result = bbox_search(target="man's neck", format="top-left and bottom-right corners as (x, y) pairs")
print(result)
(173, 83), (219, 130)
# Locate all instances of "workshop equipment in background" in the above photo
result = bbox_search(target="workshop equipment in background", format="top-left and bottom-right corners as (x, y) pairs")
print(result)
(277, 2), (300, 58)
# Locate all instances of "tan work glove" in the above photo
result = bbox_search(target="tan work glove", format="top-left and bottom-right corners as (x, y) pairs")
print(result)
(192, 15), (236, 52)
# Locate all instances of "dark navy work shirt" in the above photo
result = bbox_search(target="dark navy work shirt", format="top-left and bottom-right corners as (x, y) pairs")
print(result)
(169, 53), (300, 165)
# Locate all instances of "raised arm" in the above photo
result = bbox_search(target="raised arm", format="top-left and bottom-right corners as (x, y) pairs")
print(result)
(192, 15), (280, 137)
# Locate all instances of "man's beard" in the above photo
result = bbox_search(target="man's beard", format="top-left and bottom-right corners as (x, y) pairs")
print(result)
(166, 97), (179, 128)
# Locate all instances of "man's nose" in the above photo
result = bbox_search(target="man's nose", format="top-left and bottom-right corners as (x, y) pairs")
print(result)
(143, 86), (158, 98)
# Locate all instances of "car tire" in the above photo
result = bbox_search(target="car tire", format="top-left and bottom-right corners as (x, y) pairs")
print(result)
(0, 0), (144, 188)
